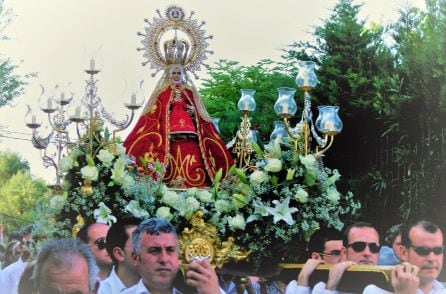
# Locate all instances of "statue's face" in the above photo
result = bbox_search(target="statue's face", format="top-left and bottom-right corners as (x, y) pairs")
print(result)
(171, 67), (182, 82)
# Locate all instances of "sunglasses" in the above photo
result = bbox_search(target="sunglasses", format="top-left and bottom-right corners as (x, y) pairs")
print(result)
(319, 250), (341, 257)
(347, 242), (381, 253)
(409, 245), (444, 257)
(94, 237), (107, 250)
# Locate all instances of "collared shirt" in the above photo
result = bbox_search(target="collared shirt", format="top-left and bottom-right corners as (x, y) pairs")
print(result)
(98, 267), (128, 294)
(0, 257), (28, 294)
(363, 280), (446, 294)
(121, 279), (183, 294)
(285, 280), (311, 294)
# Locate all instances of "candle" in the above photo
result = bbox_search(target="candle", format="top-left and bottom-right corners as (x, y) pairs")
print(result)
(131, 93), (137, 105)
(31, 115), (36, 124)
(74, 106), (81, 118)
(277, 134), (283, 143)
(47, 98), (53, 109)
(90, 58), (95, 71)
(243, 101), (249, 110)
(282, 104), (289, 114)
(60, 92), (65, 102)
(303, 76), (309, 87)
(324, 120), (335, 132)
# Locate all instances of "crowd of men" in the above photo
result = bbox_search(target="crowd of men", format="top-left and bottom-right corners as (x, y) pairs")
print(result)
(0, 218), (443, 293)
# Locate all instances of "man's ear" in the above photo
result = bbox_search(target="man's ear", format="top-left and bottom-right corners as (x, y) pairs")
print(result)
(400, 246), (409, 262)
(113, 247), (125, 262)
(341, 246), (348, 261)
(131, 251), (140, 262)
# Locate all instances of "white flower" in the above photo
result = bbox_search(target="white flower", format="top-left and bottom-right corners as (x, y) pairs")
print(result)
(81, 165), (99, 181)
(264, 158), (282, 173)
(215, 199), (232, 213)
(49, 195), (65, 211)
(97, 149), (115, 167)
(326, 186), (341, 204)
(187, 187), (199, 196)
(183, 197), (201, 220)
(286, 169), (296, 181)
(125, 200), (150, 218)
(121, 173), (135, 188)
(196, 189), (213, 203)
(111, 157), (128, 184)
(300, 154), (317, 169)
(227, 214), (246, 231)
(249, 170), (268, 185)
(294, 187), (309, 203)
(94, 202), (117, 226)
(247, 200), (269, 223)
(161, 190), (179, 206)
(58, 156), (73, 173)
(267, 197), (298, 225)
(156, 206), (173, 221)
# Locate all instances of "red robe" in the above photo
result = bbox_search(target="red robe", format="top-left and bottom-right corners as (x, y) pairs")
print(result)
(124, 83), (234, 188)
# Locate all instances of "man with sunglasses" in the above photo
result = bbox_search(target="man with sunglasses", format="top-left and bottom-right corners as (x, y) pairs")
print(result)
(285, 228), (343, 293)
(310, 222), (381, 293)
(98, 218), (141, 294)
(364, 220), (444, 294)
(78, 222), (113, 281)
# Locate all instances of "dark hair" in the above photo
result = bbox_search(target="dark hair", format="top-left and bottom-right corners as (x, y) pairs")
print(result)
(342, 222), (379, 247)
(8, 231), (23, 242)
(33, 238), (98, 292)
(77, 222), (95, 243)
(106, 218), (141, 268)
(21, 225), (34, 235)
(132, 218), (177, 254)
(401, 220), (443, 247)
(308, 228), (342, 257)
(384, 223), (404, 246)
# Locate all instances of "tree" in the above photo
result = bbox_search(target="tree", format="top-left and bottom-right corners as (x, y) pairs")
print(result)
(200, 59), (295, 144)
(0, 171), (49, 231)
(0, 0), (33, 106)
(0, 150), (30, 187)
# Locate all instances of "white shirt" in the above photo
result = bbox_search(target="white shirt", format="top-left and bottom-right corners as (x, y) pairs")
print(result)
(98, 267), (128, 294)
(121, 279), (183, 294)
(363, 280), (446, 294)
(0, 257), (28, 294)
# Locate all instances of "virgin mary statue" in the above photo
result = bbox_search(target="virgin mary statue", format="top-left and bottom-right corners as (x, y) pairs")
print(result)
(124, 6), (234, 188)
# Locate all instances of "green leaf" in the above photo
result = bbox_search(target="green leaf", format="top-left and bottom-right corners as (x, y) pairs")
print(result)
(251, 141), (264, 158)
(86, 155), (95, 166)
(233, 193), (249, 205)
(304, 173), (316, 187)
(235, 168), (249, 184)
(213, 168), (223, 184)
(107, 181), (115, 187)
(271, 175), (278, 186)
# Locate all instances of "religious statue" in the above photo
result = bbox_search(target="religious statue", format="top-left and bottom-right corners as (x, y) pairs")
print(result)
(124, 6), (234, 188)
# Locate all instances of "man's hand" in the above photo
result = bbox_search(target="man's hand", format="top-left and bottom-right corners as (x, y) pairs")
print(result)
(325, 261), (356, 290)
(391, 262), (419, 294)
(297, 259), (325, 286)
(185, 260), (220, 294)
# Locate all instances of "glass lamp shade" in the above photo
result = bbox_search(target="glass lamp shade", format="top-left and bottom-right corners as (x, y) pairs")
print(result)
(38, 93), (58, 113)
(315, 106), (343, 135)
(237, 89), (256, 112)
(249, 130), (258, 143)
(274, 87), (297, 118)
(295, 61), (318, 90)
(270, 120), (288, 144)
(124, 88), (145, 110)
(53, 89), (73, 107)
(24, 105), (42, 129)
(67, 100), (88, 123)
(83, 47), (104, 73)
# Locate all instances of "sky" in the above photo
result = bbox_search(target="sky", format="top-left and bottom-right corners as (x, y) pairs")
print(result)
(0, 0), (425, 184)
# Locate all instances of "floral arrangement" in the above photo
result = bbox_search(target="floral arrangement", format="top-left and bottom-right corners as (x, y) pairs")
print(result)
(47, 128), (360, 272)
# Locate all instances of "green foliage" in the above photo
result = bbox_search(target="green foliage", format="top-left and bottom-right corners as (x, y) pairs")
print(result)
(0, 151), (30, 187)
(0, 171), (49, 231)
(200, 59), (295, 143)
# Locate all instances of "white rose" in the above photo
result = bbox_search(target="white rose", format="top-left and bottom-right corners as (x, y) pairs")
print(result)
(125, 200), (149, 218)
(156, 206), (173, 221)
(300, 154), (317, 169)
(97, 149), (115, 167)
(161, 190), (179, 206)
(264, 158), (282, 173)
(294, 188), (309, 203)
(81, 165), (99, 181)
(58, 156), (73, 173)
(227, 214), (246, 231)
(326, 186), (340, 204)
(121, 173), (135, 188)
(115, 143), (126, 155)
(197, 190), (213, 203)
(215, 199), (232, 213)
(249, 170), (268, 185)
(49, 195), (65, 211)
